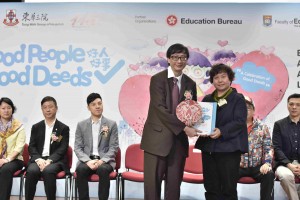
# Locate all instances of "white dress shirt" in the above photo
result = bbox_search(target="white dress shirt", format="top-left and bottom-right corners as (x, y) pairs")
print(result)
(91, 116), (102, 156)
(42, 119), (56, 157)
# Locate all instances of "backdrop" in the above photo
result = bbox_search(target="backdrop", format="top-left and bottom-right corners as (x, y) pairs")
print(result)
(1, 2), (300, 199)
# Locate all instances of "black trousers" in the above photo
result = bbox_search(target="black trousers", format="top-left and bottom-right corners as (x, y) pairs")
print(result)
(0, 159), (23, 200)
(239, 165), (275, 200)
(144, 138), (186, 200)
(25, 162), (62, 200)
(76, 162), (113, 200)
(202, 151), (241, 200)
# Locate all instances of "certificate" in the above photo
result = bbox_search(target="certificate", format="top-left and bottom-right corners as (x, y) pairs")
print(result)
(193, 102), (217, 135)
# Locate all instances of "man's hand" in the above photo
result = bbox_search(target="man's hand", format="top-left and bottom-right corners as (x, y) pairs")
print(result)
(96, 160), (105, 166)
(260, 163), (272, 175)
(36, 159), (47, 171)
(287, 163), (300, 175)
(43, 159), (53, 168)
(184, 126), (202, 137)
(86, 160), (98, 170)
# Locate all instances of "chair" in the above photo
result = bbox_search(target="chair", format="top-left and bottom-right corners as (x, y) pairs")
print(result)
(12, 143), (29, 200)
(238, 176), (258, 184)
(70, 147), (121, 200)
(21, 146), (73, 200)
(182, 145), (204, 184)
(119, 144), (144, 200)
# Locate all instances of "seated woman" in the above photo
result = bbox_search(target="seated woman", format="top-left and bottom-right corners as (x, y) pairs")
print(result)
(0, 97), (26, 200)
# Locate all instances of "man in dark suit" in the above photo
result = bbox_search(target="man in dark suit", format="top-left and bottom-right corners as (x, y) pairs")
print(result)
(25, 96), (70, 200)
(141, 43), (200, 200)
(74, 93), (119, 200)
(273, 93), (300, 200)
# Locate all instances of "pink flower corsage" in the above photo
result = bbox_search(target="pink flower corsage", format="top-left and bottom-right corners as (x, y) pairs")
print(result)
(184, 90), (193, 100)
(101, 125), (110, 138)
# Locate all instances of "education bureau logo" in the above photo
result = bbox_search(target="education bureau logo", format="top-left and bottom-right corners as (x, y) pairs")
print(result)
(166, 15), (178, 26)
(263, 15), (272, 27)
(166, 15), (243, 26)
(3, 9), (19, 26)
(0, 44), (125, 87)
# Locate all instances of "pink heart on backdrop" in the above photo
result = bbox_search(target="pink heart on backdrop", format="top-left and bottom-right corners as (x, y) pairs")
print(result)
(154, 35), (168, 47)
(232, 51), (288, 120)
(129, 63), (140, 71)
(158, 52), (166, 58)
(260, 46), (275, 56)
(217, 40), (228, 47)
(119, 75), (151, 136)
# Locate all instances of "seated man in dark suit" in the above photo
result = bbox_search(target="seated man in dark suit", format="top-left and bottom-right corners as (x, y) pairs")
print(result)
(74, 93), (119, 200)
(25, 96), (70, 200)
(273, 93), (300, 200)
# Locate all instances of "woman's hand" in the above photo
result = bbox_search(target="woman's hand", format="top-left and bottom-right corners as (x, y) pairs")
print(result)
(0, 158), (9, 167)
(210, 128), (222, 139)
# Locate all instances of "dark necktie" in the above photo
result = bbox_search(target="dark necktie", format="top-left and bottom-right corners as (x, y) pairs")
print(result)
(172, 77), (179, 114)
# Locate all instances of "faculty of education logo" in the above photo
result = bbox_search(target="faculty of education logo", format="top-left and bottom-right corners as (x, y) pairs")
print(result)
(263, 15), (272, 27)
(166, 15), (178, 26)
(3, 9), (19, 26)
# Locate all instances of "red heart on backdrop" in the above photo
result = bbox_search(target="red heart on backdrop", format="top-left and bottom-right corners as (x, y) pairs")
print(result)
(119, 75), (151, 136)
(202, 50), (288, 120)
(232, 50), (288, 119)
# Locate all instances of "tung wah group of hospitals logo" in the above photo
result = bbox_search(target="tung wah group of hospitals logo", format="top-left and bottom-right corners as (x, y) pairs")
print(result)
(3, 9), (19, 26)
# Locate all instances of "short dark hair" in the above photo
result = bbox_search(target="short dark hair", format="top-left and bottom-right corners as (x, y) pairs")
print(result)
(0, 97), (16, 114)
(209, 63), (235, 83)
(287, 93), (300, 102)
(41, 96), (57, 107)
(87, 93), (102, 105)
(166, 43), (189, 59)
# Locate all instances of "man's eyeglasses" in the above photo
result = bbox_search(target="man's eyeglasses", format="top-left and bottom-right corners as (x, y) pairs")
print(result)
(170, 56), (188, 62)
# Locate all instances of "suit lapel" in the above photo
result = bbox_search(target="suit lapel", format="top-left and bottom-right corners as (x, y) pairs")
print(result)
(284, 118), (294, 146)
(40, 121), (46, 150)
(49, 120), (59, 153)
(87, 119), (93, 149)
(167, 77), (173, 101)
(52, 120), (59, 136)
(179, 75), (187, 102)
(165, 73), (173, 113)
(98, 116), (107, 146)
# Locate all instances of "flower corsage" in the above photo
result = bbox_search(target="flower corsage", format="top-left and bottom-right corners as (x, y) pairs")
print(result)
(217, 99), (227, 107)
(184, 90), (193, 100)
(51, 129), (63, 144)
(100, 125), (110, 138)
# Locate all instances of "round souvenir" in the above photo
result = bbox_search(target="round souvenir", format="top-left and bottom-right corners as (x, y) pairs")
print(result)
(176, 99), (202, 124)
